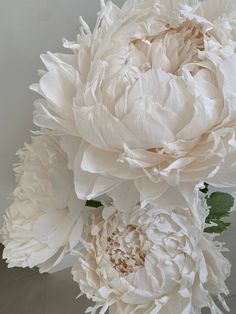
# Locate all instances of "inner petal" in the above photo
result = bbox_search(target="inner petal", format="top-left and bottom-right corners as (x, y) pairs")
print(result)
(106, 224), (147, 276)
(129, 21), (205, 75)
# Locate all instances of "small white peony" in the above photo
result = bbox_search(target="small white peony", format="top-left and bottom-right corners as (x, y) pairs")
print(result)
(2, 134), (85, 272)
(31, 0), (236, 211)
(72, 204), (231, 314)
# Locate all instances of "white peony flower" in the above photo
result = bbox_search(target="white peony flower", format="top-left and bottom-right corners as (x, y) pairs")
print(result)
(2, 134), (85, 272)
(72, 204), (231, 314)
(32, 0), (236, 211)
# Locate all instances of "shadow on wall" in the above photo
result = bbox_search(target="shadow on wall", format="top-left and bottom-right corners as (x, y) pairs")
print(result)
(0, 244), (93, 314)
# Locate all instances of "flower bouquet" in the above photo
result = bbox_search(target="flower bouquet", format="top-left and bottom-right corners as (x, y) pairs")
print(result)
(2, 0), (236, 313)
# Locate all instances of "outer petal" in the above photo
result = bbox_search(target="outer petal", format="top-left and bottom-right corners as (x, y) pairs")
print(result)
(74, 103), (142, 150)
(74, 141), (119, 200)
(107, 181), (140, 211)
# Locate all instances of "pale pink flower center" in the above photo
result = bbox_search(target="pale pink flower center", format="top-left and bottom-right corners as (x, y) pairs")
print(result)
(130, 21), (204, 74)
(106, 224), (147, 276)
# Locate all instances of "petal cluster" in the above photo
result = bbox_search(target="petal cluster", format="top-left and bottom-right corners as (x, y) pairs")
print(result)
(1, 1), (234, 313)
(72, 204), (231, 314)
(2, 135), (85, 272)
(31, 0), (236, 211)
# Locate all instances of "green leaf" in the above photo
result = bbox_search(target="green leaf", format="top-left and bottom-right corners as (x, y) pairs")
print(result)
(204, 220), (231, 234)
(206, 192), (234, 219)
(205, 191), (234, 234)
(85, 200), (102, 208)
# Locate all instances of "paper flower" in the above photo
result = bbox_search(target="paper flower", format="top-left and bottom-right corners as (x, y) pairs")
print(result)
(72, 204), (231, 314)
(2, 134), (85, 272)
(31, 0), (236, 211)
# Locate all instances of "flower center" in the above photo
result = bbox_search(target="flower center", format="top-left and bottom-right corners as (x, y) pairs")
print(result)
(130, 21), (204, 74)
(106, 224), (147, 276)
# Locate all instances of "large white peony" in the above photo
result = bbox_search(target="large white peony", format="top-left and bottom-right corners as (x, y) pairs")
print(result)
(32, 0), (236, 211)
(2, 134), (85, 272)
(72, 204), (231, 314)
